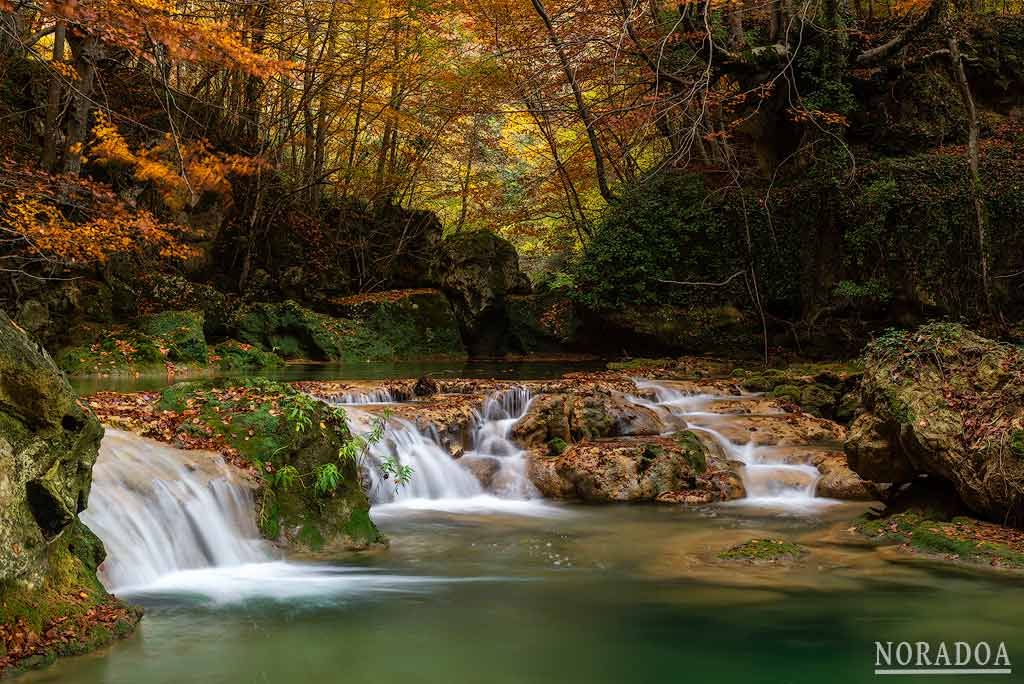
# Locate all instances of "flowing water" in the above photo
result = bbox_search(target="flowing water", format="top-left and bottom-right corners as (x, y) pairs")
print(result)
(39, 380), (1024, 683)
(359, 387), (545, 514)
(81, 430), (272, 590)
(630, 379), (828, 509)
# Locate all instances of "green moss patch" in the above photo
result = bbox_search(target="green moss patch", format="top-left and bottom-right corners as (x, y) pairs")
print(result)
(856, 511), (1024, 569)
(211, 340), (284, 371)
(718, 539), (808, 562)
(56, 310), (210, 375)
(0, 523), (141, 675)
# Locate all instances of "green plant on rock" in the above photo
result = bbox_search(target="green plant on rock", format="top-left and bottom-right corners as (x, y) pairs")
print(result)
(314, 463), (342, 495)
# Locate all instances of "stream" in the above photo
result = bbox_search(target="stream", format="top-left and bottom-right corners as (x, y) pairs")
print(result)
(29, 369), (1024, 683)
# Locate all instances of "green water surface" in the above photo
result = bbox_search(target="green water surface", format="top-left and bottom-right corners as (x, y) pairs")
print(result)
(25, 503), (1024, 684)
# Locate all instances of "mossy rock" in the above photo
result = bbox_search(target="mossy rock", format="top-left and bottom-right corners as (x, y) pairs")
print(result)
(56, 310), (210, 375)
(212, 340), (284, 371)
(673, 430), (707, 474)
(846, 323), (1024, 525)
(330, 289), (465, 358)
(140, 310), (208, 365)
(153, 379), (383, 551)
(55, 329), (165, 375)
(231, 296), (463, 362)
(0, 312), (138, 674)
(718, 539), (808, 562)
(547, 437), (568, 456)
(856, 511), (1024, 568)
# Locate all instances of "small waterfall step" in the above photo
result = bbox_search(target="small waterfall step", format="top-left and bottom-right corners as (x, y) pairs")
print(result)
(356, 386), (539, 506)
(628, 380), (831, 507)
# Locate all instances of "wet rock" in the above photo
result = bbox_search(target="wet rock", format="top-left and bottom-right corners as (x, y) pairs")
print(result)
(528, 433), (743, 503)
(512, 387), (665, 448)
(811, 452), (875, 500)
(462, 456), (501, 490)
(414, 375), (440, 397)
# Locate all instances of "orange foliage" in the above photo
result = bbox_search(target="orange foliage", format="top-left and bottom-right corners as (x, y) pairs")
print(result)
(0, 159), (196, 265)
(90, 114), (262, 212)
(45, 0), (289, 77)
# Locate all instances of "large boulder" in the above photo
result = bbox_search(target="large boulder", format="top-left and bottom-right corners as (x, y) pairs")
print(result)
(432, 231), (531, 354)
(512, 386), (665, 448)
(844, 323), (1024, 525)
(0, 314), (138, 673)
(529, 432), (745, 503)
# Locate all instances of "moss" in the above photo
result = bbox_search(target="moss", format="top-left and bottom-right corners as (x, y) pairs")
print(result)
(140, 310), (207, 365)
(607, 358), (674, 370)
(673, 430), (707, 474)
(718, 539), (808, 562)
(151, 379), (382, 550)
(547, 437), (568, 456)
(856, 511), (1024, 568)
(56, 312), (209, 375)
(1010, 430), (1024, 459)
(0, 523), (141, 674)
(212, 340), (284, 371)
(232, 297), (464, 362)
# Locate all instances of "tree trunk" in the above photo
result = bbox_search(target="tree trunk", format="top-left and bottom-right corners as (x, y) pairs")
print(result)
(41, 21), (65, 170)
(948, 37), (995, 318)
(62, 32), (100, 175)
(529, 0), (615, 203)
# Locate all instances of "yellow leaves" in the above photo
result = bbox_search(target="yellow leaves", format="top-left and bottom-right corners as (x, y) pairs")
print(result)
(89, 117), (261, 212)
(0, 158), (199, 266)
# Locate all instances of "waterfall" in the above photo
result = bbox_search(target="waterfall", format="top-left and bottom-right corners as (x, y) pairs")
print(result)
(334, 388), (395, 405)
(82, 429), (272, 591)
(357, 387), (545, 512)
(463, 387), (538, 498)
(628, 380), (823, 506)
(363, 414), (483, 502)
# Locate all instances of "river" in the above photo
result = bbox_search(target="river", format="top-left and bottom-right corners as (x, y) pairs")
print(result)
(29, 366), (1024, 683)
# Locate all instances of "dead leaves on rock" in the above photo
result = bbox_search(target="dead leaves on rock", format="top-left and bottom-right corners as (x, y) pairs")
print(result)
(0, 599), (137, 673)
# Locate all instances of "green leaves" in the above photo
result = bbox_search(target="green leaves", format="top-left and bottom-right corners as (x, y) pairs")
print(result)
(314, 463), (342, 495)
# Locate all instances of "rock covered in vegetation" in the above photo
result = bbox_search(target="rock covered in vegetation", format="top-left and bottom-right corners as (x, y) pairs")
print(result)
(54, 310), (283, 376)
(327, 289), (464, 357)
(856, 511), (1024, 569)
(718, 539), (808, 563)
(230, 295), (464, 362)
(0, 313), (139, 674)
(731, 363), (862, 421)
(431, 230), (531, 354)
(845, 323), (1024, 526)
(88, 379), (383, 551)
(210, 340), (285, 371)
(529, 431), (745, 503)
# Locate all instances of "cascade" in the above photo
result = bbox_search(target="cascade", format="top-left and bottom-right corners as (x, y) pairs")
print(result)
(82, 429), (272, 591)
(629, 380), (822, 505)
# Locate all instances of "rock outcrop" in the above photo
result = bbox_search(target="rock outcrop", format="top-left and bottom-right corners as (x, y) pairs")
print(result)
(230, 294), (464, 362)
(90, 379), (384, 552)
(512, 386), (665, 447)
(0, 313), (139, 674)
(529, 431), (745, 503)
(845, 324), (1024, 525)
(432, 231), (531, 354)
